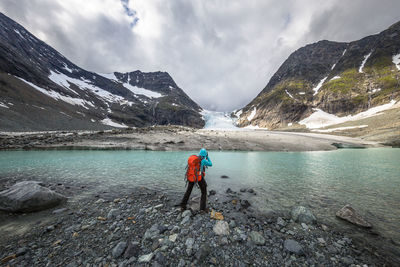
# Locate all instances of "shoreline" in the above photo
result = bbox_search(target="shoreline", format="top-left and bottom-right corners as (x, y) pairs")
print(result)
(0, 126), (386, 152)
(0, 177), (399, 266)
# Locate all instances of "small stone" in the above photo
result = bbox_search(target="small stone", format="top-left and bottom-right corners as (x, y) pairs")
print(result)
(247, 188), (254, 193)
(113, 198), (121, 203)
(182, 210), (191, 218)
(154, 204), (163, 209)
(226, 188), (233, 194)
(249, 231), (265, 245)
(107, 209), (119, 220)
(213, 220), (230, 235)
(321, 224), (329, 231)
(240, 188), (246, 192)
(301, 223), (309, 231)
(46, 225), (55, 231)
(185, 238), (194, 250)
(209, 190), (216, 196)
(181, 216), (190, 225)
(169, 234), (178, 242)
(124, 241), (140, 259)
(317, 238), (326, 245)
(195, 244), (211, 263)
(52, 208), (67, 214)
(229, 220), (236, 228)
(177, 259), (186, 267)
(112, 241), (127, 258)
(138, 252), (154, 263)
(220, 175), (229, 178)
(16, 247), (28, 256)
(154, 251), (166, 264)
(341, 256), (354, 265)
(284, 239), (304, 255)
(276, 217), (286, 227)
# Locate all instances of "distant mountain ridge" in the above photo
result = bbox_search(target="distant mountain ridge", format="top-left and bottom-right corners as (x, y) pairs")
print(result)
(236, 21), (400, 130)
(0, 12), (204, 131)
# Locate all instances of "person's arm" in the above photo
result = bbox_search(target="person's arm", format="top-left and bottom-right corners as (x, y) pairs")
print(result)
(202, 156), (212, 167)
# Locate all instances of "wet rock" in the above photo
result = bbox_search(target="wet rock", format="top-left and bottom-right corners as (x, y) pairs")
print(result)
(284, 239), (304, 255)
(247, 188), (254, 193)
(124, 241), (140, 259)
(209, 190), (216, 196)
(336, 205), (372, 228)
(240, 200), (251, 209)
(240, 188), (246, 192)
(112, 241), (127, 258)
(213, 221), (230, 235)
(0, 181), (67, 212)
(226, 188), (234, 194)
(220, 175), (229, 178)
(138, 252), (154, 263)
(249, 231), (265, 245)
(291, 206), (317, 225)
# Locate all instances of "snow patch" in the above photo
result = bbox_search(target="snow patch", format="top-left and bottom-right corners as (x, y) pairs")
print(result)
(331, 63), (337, 70)
(123, 83), (162, 98)
(298, 92), (305, 95)
(288, 123), (293, 127)
(312, 125), (368, 133)
(359, 51), (373, 73)
(330, 76), (341, 81)
(16, 76), (94, 109)
(299, 100), (397, 129)
(0, 102), (9, 108)
(234, 109), (243, 117)
(342, 48), (347, 56)
(101, 118), (128, 128)
(313, 76), (328, 96)
(393, 53), (400, 70)
(13, 29), (24, 39)
(247, 107), (257, 121)
(62, 63), (73, 73)
(169, 86), (175, 90)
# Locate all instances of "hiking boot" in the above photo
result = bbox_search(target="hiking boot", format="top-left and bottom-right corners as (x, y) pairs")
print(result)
(180, 205), (187, 212)
(200, 208), (210, 214)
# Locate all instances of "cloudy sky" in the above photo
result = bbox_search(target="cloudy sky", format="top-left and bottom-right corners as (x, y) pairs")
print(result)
(1, 0), (399, 111)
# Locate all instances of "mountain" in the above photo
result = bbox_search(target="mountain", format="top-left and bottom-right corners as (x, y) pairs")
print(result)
(0, 12), (204, 131)
(236, 21), (400, 135)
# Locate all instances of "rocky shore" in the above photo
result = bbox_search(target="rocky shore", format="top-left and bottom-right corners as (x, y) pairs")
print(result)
(0, 178), (396, 267)
(0, 126), (383, 152)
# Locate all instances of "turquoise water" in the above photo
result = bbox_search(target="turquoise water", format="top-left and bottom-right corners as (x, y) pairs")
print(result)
(0, 148), (399, 241)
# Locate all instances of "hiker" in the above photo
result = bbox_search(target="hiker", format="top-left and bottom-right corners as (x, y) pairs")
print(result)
(181, 148), (212, 212)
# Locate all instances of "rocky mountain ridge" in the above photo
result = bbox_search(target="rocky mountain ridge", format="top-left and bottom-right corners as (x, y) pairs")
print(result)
(237, 21), (400, 132)
(0, 12), (204, 131)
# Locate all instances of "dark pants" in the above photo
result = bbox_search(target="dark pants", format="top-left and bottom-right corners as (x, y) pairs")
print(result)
(181, 179), (207, 210)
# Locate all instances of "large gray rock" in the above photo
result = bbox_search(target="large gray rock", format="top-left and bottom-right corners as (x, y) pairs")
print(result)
(284, 239), (304, 255)
(0, 181), (67, 212)
(290, 206), (317, 225)
(336, 205), (372, 228)
(112, 241), (127, 258)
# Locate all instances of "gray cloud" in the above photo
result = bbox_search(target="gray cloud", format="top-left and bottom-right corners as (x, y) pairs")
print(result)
(1, 0), (400, 111)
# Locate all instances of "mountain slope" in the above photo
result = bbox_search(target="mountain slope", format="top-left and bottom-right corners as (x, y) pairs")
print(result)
(0, 12), (204, 131)
(237, 21), (400, 134)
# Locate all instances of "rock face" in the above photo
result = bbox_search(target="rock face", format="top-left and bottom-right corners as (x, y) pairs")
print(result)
(237, 20), (400, 130)
(290, 206), (317, 225)
(0, 181), (66, 212)
(336, 205), (372, 228)
(0, 12), (204, 131)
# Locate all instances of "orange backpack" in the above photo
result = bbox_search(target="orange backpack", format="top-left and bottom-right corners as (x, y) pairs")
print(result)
(185, 155), (204, 182)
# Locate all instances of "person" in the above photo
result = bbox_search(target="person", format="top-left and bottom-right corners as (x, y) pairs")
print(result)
(180, 148), (212, 212)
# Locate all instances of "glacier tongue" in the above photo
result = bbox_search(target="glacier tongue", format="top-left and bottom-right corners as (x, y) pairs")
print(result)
(201, 110), (238, 130)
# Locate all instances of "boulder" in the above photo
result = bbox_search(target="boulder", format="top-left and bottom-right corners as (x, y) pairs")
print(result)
(0, 181), (67, 212)
(290, 206), (316, 225)
(336, 205), (372, 228)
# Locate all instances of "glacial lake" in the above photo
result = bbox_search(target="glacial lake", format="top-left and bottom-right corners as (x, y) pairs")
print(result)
(0, 148), (399, 243)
